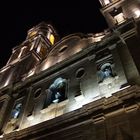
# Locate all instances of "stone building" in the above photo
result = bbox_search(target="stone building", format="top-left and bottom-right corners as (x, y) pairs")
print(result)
(0, 0), (140, 139)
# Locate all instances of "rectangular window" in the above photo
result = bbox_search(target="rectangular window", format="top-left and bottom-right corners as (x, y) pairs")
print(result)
(104, 0), (110, 5)
(114, 13), (125, 24)
(110, 7), (125, 25)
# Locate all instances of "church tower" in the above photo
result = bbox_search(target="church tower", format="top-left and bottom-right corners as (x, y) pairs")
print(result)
(0, 22), (59, 88)
(8, 22), (59, 64)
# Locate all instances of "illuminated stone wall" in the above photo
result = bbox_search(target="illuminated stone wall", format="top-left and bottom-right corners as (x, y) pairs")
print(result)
(0, 7), (140, 138)
(100, 0), (140, 27)
(0, 29), (131, 135)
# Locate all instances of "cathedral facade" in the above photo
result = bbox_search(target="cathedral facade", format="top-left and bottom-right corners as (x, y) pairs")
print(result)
(0, 0), (140, 139)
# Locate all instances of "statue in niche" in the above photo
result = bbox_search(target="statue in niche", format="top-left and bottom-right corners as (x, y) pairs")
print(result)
(48, 77), (67, 104)
(98, 63), (115, 83)
(102, 66), (113, 78)
(11, 103), (22, 119)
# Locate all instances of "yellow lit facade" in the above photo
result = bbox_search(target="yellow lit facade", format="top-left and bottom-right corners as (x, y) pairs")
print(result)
(49, 34), (55, 45)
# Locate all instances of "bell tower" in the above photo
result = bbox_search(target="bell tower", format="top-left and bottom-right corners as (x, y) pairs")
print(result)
(27, 22), (59, 54)
(8, 22), (59, 64)
(99, 0), (140, 28)
(0, 22), (59, 88)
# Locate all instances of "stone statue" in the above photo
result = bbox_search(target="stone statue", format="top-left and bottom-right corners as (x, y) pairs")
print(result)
(49, 77), (66, 103)
(11, 103), (22, 119)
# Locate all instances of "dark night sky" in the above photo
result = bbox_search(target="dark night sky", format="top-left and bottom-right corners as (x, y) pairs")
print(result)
(0, 0), (108, 69)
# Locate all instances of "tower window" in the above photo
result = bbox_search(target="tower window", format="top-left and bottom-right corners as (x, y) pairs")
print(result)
(49, 34), (55, 45)
(114, 13), (125, 24)
(47, 30), (55, 45)
(110, 7), (125, 25)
